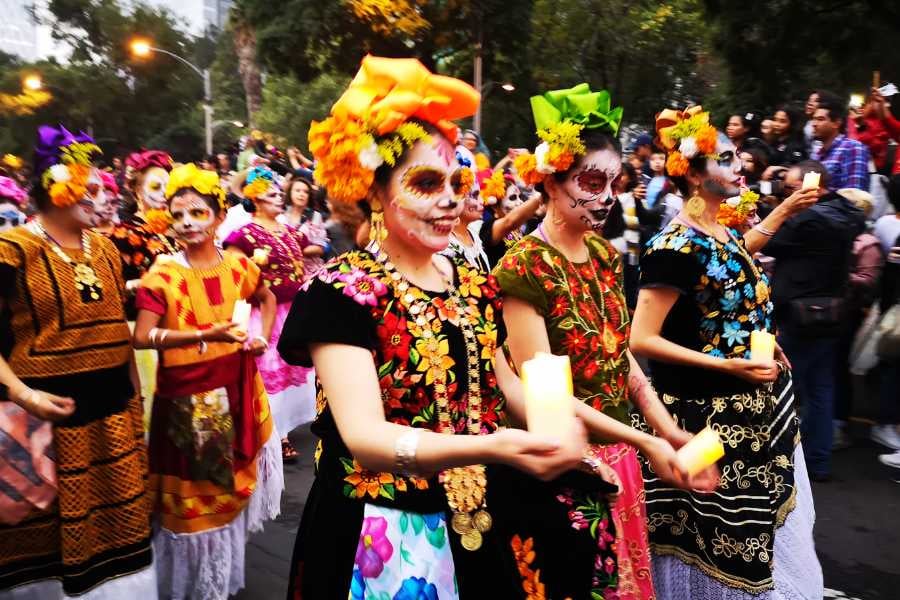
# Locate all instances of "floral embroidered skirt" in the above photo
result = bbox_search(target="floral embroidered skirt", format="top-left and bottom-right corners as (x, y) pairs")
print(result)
(249, 303), (316, 437)
(288, 441), (622, 600)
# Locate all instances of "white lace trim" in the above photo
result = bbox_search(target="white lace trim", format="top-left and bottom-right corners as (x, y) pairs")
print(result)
(0, 564), (157, 600)
(152, 431), (284, 600)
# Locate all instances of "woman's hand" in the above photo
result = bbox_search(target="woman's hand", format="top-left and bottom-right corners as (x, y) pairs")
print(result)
(780, 187), (820, 217)
(775, 341), (792, 370)
(202, 323), (248, 344)
(246, 337), (268, 356)
(662, 430), (721, 492)
(493, 418), (588, 481)
(722, 358), (779, 384)
(640, 435), (686, 486)
(14, 387), (75, 422)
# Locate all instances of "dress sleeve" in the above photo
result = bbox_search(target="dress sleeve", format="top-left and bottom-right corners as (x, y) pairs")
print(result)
(492, 241), (550, 315)
(640, 247), (699, 295)
(236, 255), (261, 300)
(277, 277), (378, 367)
(223, 227), (254, 255)
(134, 287), (167, 315)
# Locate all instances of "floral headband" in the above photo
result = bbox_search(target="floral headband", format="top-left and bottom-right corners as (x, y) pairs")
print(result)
(165, 163), (226, 212)
(0, 176), (27, 207)
(479, 169), (511, 206)
(99, 171), (119, 197)
(242, 166), (278, 200)
(717, 188), (759, 228)
(514, 83), (623, 186)
(125, 150), (173, 174)
(308, 55), (480, 204)
(654, 106), (719, 177)
(34, 124), (102, 208)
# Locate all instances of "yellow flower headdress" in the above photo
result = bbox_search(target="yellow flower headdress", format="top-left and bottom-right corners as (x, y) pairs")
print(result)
(514, 83), (623, 186)
(654, 106), (719, 177)
(242, 166), (278, 200)
(165, 163), (226, 212)
(308, 55), (480, 204)
(479, 169), (507, 206)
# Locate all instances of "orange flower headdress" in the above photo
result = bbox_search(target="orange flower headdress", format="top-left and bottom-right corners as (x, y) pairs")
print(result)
(654, 106), (719, 177)
(513, 83), (623, 186)
(34, 125), (101, 208)
(308, 55), (480, 205)
(717, 188), (759, 228)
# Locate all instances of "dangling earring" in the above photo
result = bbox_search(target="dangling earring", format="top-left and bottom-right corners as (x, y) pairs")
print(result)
(686, 191), (705, 219)
(368, 197), (388, 248)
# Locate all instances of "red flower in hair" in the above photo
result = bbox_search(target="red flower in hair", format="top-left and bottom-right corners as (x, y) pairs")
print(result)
(126, 150), (174, 173)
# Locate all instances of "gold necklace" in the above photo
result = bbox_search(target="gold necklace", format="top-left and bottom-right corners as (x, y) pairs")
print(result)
(373, 249), (492, 551)
(30, 221), (103, 302)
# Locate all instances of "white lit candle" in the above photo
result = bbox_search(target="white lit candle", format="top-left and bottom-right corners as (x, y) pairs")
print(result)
(676, 427), (725, 477)
(750, 330), (776, 362)
(231, 299), (252, 335)
(521, 352), (575, 439)
(802, 171), (820, 191)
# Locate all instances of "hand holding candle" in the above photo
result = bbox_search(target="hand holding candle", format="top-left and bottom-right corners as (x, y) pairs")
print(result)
(750, 330), (776, 362)
(231, 299), (252, 335)
(676, 427), (725, 477)
(521, 353), (575, 440)
(801, 171), (820, 191)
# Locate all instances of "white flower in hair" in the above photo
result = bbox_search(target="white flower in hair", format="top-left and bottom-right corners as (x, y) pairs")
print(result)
(679, 137), (699, 159)
(358, 141), (384, 171)
(725, 196), (741, 207)
(49, 164), (71, 183)
(534, 142), (555, 174)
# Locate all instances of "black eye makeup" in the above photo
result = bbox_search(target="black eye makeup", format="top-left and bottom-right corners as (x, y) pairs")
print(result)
(717, 151), (735, 165)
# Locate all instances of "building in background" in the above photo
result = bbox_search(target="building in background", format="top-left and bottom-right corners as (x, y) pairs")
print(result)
(0, 0), (230, 61)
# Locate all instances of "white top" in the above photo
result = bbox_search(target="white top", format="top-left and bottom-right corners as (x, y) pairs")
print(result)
(874, 214), (900, 254)
(441, 220), (490, 271)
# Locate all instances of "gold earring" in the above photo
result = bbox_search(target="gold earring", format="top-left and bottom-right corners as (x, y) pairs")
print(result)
(686, 192), (705, 219)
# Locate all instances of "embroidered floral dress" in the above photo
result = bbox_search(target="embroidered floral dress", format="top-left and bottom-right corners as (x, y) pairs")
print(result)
(278, 249), (619, 600)
(638, 223), (819, 598)
(225, 222), (316, 435)
(495, 232), (651, 600)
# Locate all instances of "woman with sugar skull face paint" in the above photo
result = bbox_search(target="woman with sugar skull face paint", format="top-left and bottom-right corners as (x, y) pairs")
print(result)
(0, 125), (157, 598)
(132, 163), (282, 600)
(224, 166), (317, 463)
(277, 56), (595, 599)
(630, 107), (822, 599)
(497, 85), (718, 600)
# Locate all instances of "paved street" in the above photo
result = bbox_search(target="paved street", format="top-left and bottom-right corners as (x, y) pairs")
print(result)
(237, 423), (900, 600)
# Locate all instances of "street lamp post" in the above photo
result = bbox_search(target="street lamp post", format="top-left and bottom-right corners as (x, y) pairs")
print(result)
(474, 81), (516, 135)
(131, 39), (214, 155)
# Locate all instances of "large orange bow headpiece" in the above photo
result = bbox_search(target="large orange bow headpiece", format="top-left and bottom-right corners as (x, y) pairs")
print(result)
(308, 55), (480, 203)
(653, 105), (719, 177)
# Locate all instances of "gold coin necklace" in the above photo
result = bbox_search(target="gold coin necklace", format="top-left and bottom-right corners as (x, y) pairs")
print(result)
(30, 220), (103, 303)
(374, 249), (492, 551)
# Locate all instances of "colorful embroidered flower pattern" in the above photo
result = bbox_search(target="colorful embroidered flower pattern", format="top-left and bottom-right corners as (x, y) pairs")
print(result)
(494, 235), (631, 420)
(355, 516), (394, 578)
(646, 223), (773, 359)
(556, 488), (619, 598)
(510, 535), (547, 600)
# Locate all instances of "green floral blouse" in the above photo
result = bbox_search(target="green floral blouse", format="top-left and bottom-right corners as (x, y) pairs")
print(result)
(493, 233), (632, 425)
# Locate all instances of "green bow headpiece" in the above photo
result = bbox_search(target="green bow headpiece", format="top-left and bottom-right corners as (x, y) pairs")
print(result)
(530, 83), (623, 135)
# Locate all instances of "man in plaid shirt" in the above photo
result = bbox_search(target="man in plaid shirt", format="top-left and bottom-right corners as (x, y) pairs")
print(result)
(812, 91), (871, 191)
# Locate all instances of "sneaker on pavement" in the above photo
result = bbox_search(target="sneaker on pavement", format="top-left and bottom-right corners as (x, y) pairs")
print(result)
(871, 425), (900, 451)
(878, 450), (900, 470)
(833, 428), (852, 451)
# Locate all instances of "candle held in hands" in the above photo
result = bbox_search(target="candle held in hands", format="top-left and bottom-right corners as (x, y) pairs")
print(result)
(521, 353), (575, 439)
(676, 427), (725, 477)
(801, 171), (820, 191)
(750, 330), (776, 362)
(231, 299), (252, 335)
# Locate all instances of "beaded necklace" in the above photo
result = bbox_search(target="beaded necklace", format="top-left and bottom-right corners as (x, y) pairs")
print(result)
(372, 248), (493, 551)
(29, 220), (103, 302)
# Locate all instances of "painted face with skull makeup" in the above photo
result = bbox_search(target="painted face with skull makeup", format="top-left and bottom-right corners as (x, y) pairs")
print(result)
(501, 183), (527, 213)
(137, 166), (170, 212)
(548, 147), (621, 233)
(699, 138), (742, 200)
(255, 182), (285, 219)
(71, 168), (107, 228)
(381, 134), (466, 252)
(169, 191), (220, 245)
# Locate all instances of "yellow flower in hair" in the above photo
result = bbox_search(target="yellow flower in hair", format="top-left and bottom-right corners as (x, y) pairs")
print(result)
(242, 178), (270, 200)
(165, 163), (226, 211)
(480, 170), (507, 205)
(144, 208), (173, 234)
(513, 153), (543, 186)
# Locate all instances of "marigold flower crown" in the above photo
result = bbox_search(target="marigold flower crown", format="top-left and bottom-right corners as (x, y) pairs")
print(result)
(308, 55), (480, 205)
(654, 105), (719, 177)
(514, 83), (623, 186)
(717, 188), (759, 228)
(242, 165), (279, 200)
(34, 125), (102, 208)
(165, 163), (226, 212)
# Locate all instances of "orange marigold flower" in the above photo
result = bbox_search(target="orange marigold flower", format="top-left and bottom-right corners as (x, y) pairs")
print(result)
(695, 125), (718, 156)
(308, 115), (374, 203)
(666, 151), (689, 177)
(144, 208), (173, 234)
(48, 164), (90, 208)
(548, 147), (574, 172)
(514, 153), (544, 186)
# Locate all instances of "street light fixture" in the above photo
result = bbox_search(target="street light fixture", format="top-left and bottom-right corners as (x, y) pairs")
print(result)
(473, 81), (516, 135)
(22, 74), (43, 91)
(129, 37), (214, 155)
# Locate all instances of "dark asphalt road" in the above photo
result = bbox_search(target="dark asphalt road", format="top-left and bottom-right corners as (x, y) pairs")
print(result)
(235, 424), (900, 600)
